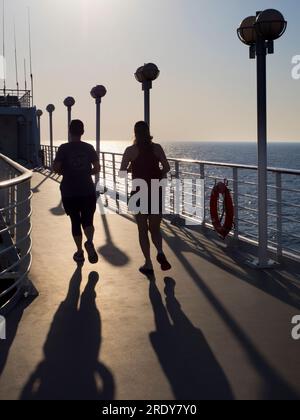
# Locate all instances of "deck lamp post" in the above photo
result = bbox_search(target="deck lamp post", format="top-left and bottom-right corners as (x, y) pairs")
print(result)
(237, 9), (287, 268)
(46, 104), (55, 168)
(90, 85), (107, 187)
(36, 109), (43, 143)
(135, 63), (160, 127)
(63, 96), (75, 142)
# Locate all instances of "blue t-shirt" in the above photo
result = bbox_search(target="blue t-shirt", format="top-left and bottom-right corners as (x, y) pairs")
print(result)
(54, 142), (99, 198)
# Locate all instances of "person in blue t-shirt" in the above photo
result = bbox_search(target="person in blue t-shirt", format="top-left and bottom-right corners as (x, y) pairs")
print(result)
(53, 120), (100, 264)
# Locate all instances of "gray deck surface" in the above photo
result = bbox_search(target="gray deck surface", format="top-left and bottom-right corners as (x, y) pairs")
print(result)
(0, 171), (300, 400)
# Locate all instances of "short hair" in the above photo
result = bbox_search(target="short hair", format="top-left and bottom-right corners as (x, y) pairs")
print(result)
(70, 120), (84, 136)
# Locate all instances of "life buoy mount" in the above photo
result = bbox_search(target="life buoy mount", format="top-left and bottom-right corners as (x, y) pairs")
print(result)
(210, 180), (234, 239)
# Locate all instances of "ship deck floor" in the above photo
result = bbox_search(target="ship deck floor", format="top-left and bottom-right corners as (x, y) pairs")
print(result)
(0, 170), (300, 400)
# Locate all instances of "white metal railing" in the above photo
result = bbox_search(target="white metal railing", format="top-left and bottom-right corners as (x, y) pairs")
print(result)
(41, 145), (300, 262)
(0, 154), (33, 314)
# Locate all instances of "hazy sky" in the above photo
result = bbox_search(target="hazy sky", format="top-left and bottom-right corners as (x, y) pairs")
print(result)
(2, 0), (300, 142)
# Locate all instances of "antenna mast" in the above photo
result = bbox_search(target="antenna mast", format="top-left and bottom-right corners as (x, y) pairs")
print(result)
(14, 21), (19, 94)
(2, 0), (6, 93)
(24, 58), (27, 91)
(28, 7), (33, 106)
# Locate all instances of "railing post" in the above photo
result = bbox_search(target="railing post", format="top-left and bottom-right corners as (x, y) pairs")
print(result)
(200, 163), (206, 226)
(276, 172), (283, 260)
(102, 153), (109, 207)
(233, 167), (239, 242)
(44, 146), (47, 168)
(112, 153), (119, 213)
(171, 161), (183, 225)
(102, 153), (106, 190)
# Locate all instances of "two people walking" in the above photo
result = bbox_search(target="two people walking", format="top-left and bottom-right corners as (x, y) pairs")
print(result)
(53, 119), (171, 274)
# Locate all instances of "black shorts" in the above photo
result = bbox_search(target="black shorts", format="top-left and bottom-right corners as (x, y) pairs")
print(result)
(62, 195), (97, 217)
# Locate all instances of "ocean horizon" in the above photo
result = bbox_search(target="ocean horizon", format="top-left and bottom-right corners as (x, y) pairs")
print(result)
(49, 140), (300, 170)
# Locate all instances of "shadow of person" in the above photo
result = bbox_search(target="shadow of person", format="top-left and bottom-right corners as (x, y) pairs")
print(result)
(20, 269), (115, 400)
(149, 277), (234, 400)
(49, 200), (65, 217)
(97, 200), (129, 267)
(31, 172), (52, 194)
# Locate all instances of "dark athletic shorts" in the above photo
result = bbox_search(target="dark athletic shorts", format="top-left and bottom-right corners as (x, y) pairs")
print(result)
(62, 195), (97, 217)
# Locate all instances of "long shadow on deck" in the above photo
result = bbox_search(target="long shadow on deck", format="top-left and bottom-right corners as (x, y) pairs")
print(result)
(49, 200), (65, 216)
(32, 172), (52, 193)
(119, 212), (299, 400)
(149, 277), (234, 400)
(162, 223), (300, 400)
(20, 269), (115, 400)
(164, 222), (300, 311)
(97, 200), (130, 267)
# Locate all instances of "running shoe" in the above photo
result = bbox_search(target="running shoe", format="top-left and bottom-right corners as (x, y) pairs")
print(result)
(157, 253), (172, 271)
(84, 241), (99, 264)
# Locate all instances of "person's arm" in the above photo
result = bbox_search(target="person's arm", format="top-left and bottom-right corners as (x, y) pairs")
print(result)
(119, 147), (132, 178)
(90, 146), (101, 175)
(156, 144), (170, 176)
(52, 146), (64, 175)
(91, 161), (101, 175)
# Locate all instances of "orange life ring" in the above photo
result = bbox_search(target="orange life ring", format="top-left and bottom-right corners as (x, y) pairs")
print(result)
(210, 182), (234, 239)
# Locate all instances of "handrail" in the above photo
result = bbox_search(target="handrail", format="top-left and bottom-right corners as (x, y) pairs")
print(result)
(0, 154), (32, 188)
(99, 150), (300, 176)
(168, 157), (300, 176)
(0, 155), (33, 313)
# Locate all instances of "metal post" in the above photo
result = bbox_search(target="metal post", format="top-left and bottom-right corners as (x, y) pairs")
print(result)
(90, 87), (106, 190)
(64, 97), (75, 143)
(102, 153), (108, 207)
(171, 161), (183, 226)
(256, 35), (269, 267)
(95, 99), (101, 188)
(200, 163), (206, 226)
(276, 172), (283, 260)
(233, 167), (239, 241)
(174, 161), (180, 216)
(144, 87), (150, 126)
(67, 107), (72, 143)
(143, 81), (151, 126)
(49, 112), (54, 168)
(102, 153), (106, 190)
(112, 153), (119, 213)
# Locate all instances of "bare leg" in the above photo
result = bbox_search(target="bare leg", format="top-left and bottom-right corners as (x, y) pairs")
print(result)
(136, 214), (152, 268)
(83, 225), (98, 264)
(73, 235), (83, 252)
(149, 215), (163, 254)
(69, 213), (83, 252)
(149, 215), (171, 271)
(83, 225), (95, 243)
